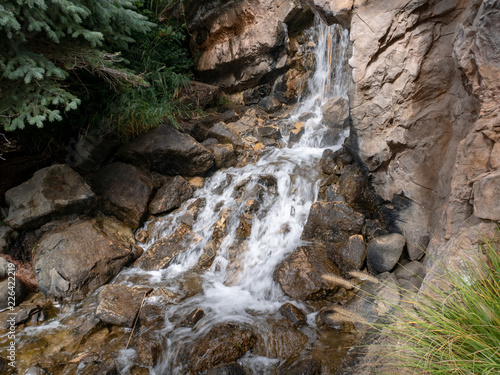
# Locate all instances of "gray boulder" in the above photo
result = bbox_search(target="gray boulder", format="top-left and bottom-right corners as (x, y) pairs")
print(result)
(367, 233), (406, 274)
(93, 162), (154, 228)
(116, 124), (214, 176)
(34, 218), (135, 300)
(5, 164), (95, 229)
(149, 176), (193, 215)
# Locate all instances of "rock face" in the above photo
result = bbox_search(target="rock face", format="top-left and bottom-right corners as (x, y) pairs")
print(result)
(348, 0), (500, 270)
(34, 218), (135, 300)
(183, 0), (314, 93)
(4, 164), (95, 229)
(116, 124), (214, 176)
(93, 162), (154, 228)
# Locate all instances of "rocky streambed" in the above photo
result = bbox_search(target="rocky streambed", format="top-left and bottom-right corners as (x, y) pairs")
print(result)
(0, 22), (428, 375)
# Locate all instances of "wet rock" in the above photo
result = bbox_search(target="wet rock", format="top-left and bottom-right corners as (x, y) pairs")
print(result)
(136, 331), (162, 366)
(4, 164), (95, 229)
(278, 303), (307, 327)
(394, 261), (426, 292)
(184, 323), (256, 373)
(34, 217), (135, 300)
(258, 96), (282, 113)
(274, 244), (343, 300)
(0, 277), (26, 309)
(298, 113), (315, 122)
(93, 162), (154, 228)
(116, 124), (214, 176)
(322, 97), (349, 129)
(367, 233), (406, 274)
(315, 305), (355, 331)
(244, 199), (259, 213)
(134, 223), (198, 271)
(140, 304), (164, 328)
(288, 122), (305, 144)
(473, 171), (500, 220)
(277, 358), (321, 375)
(184, 308), (205, 326)
(206, 363), (247, 375)
(134, 230), (149, 244)
(187, 176), (205, 191)
(319, 148), (353, 175)
(254, 319), (308, 359)
(341, 235), (366, 271)
(258, 125), (282, 141)
(236, 213), (253, 239)
(96, 285), (150, 327)
(208, 144), (238, 169)
(180, 198), (205, 228)
(149, 176), (193, 215)
(207, 122), (245, 149)
(301, 201), (364, 244)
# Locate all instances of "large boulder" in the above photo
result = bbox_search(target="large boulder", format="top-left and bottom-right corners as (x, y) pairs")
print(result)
(301, 201), (364, 244)
(183, 323), (256, 373)
(274, 245), (343, 300)
(149, 176), (193, 215)
(4, 164), (95, 229)
(116, 124), (214, 176)
(95, 285), (150, 327)
(34, 218), (135, 300)
(93, 162), (154, 228)
(367, 233), (406, 274)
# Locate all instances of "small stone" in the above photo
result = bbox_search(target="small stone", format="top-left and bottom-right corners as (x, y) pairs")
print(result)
(367, 233), (406, 274)
(184, 308), (205, 326)
(135, 230), (149, 244)
(278, 303), (307, 326)
(341, 235), (367, 270)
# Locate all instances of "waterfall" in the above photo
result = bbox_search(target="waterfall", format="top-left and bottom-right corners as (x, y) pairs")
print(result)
(110, 21), (352, 374)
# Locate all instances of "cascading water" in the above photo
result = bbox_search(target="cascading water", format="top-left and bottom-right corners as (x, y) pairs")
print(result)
(9, 18), (351, 375)
(113, 20), (351, 374)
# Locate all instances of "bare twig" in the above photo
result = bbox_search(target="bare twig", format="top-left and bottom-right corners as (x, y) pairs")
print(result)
(125, 290), (149, 350)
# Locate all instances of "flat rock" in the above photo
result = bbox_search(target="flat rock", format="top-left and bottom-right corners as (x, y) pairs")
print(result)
(34, 217), (135, 300)
(183, 323), (256, 373)
(4, 164), (95, 229)
(274, 244), (343, 300)
(93, 162), (154, 228)
(367, 233), (406, 274)
(149, 176), (193, 215)
(96, 285), (150, 327)
(116, 124), (214, 176)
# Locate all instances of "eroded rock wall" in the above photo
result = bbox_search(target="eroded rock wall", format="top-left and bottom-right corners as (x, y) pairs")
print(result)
(348, 0), (500, 262)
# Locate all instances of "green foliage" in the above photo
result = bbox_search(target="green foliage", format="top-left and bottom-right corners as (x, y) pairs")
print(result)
(103, 0), (194, 140)
(373, 237), (500, 374)
(0, 0), (154, 131)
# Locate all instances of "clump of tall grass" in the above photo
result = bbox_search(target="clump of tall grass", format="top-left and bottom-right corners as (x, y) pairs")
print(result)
(374, 238), (500, 374)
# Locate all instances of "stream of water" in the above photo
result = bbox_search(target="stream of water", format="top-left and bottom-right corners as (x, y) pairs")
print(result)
(116, 20), (351, 374)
